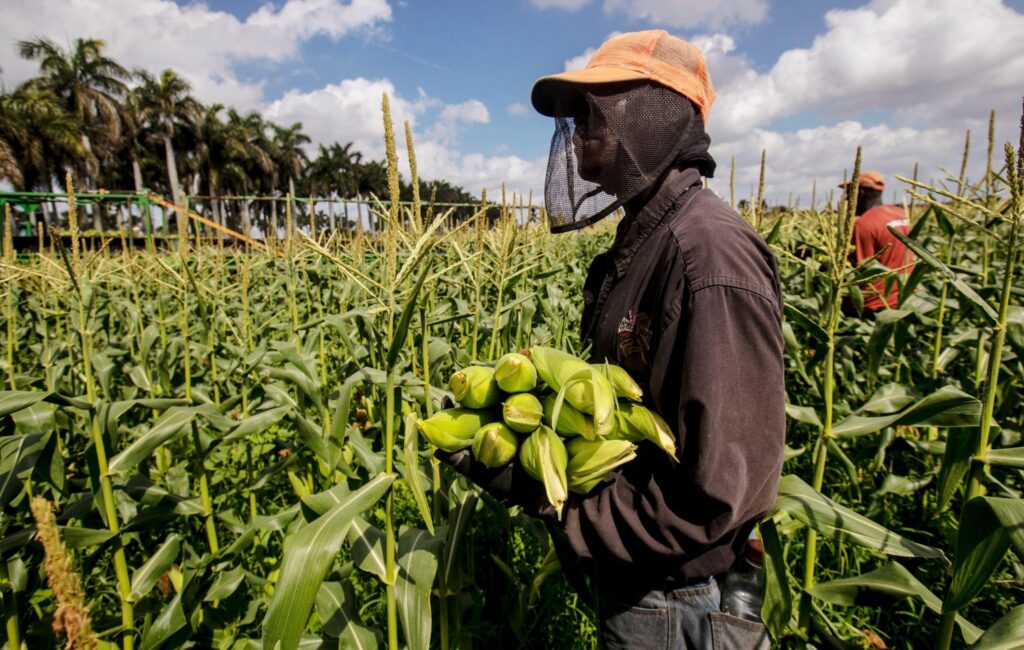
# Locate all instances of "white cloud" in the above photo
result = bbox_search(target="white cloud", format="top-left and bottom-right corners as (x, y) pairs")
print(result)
(563, 47), (598, 72)
(602, 0), (767, 29)
(428, 100), (490, 143)
(527, 0), (594, 9)
(563, 31), (622, 71)
(707, 0), (1024, 143)
(0, 0), (391, 109)
(0, 0), (540, 199)
(265, 78), (544, 197)
(414, 141), (547, 199)
(556, 0), (1023, 149)
(527, 0), (766, 28)
(265, 78), (428, 159)
(508, 102), (529, 116)
(549, 0), (1023, 205)
(709, 121), (970, 207)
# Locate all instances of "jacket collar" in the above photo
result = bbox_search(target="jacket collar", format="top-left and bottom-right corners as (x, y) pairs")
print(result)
(612, 167), (703, 277)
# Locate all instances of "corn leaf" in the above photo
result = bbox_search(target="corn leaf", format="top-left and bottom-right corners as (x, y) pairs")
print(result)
(936, 428), (976, 513)
(315, 579), (379, 647)
(386, 260), (432, 370)
(108, 407), (198, 475)
(300, 482), (353, 519)
(395, 526), (443, 650)
(772, 475), (945, 560)
(944, 497), (1024, 612)
(11, 402), (55, 433)
(203, 566), (246, 602)
(783, 304), (828, 344)
(140, 592), (186, 650)
(330, 367), (376, 454)
(971, 605), (1024, 650)
(222, 405), (291, 442)
(858, 384), (916, 414)
(759, 517), (792, 639)
(441, 489), (477, 595)
(888, 227), (998, 325)
(866, 310), (912, 380)
(402, 414), (434, 534)
(288, 411), (333, 467)
(0, 390), (91, 416)
(832, 385), (981, 438)
(809, 562), (981, 643)
(262, 473), (394, 650)
(130, 534), (181, 601)
(981, 447), (1024, 469)
(267, 366), (322, 408)
(59, 526), (117, 549)
(123, 476), (204, 516)
(0, 432), (47, 507)
(785, 403), (822, 428)
(348, 517), (387, 581)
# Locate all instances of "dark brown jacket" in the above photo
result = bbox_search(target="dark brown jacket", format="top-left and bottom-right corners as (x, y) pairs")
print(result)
(560, 167), (785, 594)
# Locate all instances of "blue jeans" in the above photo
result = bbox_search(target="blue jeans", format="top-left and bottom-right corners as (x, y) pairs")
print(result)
(596, 576), (770, 649)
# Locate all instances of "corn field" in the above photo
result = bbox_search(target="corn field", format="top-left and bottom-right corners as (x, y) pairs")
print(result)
(2, 98), (1023, 650)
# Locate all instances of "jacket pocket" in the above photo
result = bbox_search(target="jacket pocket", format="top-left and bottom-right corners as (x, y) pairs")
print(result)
(709, 611), (770, 650)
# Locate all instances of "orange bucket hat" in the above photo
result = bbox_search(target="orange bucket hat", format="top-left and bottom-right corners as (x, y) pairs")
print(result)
(839, 170), (885, 191)
(531, 30), (716, 125)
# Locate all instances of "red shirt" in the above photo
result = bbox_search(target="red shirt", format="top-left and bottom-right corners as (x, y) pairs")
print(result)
(852, 205), (915, 311)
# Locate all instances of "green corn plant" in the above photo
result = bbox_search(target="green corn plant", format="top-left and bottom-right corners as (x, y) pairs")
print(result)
(796, 148), (863, 632)
(65, 173), (136, 650)
(930, 112), (1024, 650)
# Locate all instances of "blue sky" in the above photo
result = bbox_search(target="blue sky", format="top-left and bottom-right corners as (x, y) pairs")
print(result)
(216, 0), (897, 160)
(215, 0), (885, 160)
(3, 0), (1023, 203)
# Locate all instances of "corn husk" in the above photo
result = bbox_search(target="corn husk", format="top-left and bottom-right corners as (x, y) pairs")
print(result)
(541, 394), (596, 440)
(519, 425), (568, 517)
(528, 346), (615, 435)
(606, 402), (678, 461)
(494, 352), (538, 393)
(592, 362), (643, 402)
(472, 422), (519, 468)
(448, 366), (502, 409)
(566, 438), (637, 494)
(417, 408), (497, 453)
(503, 393), (543, 434)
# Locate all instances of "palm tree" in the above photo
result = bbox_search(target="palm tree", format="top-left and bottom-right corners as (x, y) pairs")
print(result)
(195, 104), (248, 231)
(228, 109), (274, 235)
(0, 92), (31, 189)
(136, 69), (201, 208)
(104, 86), (162, 203)
(0, 86), (86, 227)
(18, 37), (130, 229)
(357, 159), (388, 199)
(271, 122), (309, 233)
(357, 159), (388, 233)
(0, 87), (87, 231)
(18, 38), (128, 176)
(306, 142), (362, 232)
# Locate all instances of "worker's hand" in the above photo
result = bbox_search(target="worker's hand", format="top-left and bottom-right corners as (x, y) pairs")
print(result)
(433, 394), (554, 518)
(434, 447), (555, 519)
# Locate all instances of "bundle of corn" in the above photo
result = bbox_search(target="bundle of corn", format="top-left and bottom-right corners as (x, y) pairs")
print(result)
(416, 346), (679, 517)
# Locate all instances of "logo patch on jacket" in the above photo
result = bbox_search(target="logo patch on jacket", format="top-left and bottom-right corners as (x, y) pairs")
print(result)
(617, 310), (652, 369)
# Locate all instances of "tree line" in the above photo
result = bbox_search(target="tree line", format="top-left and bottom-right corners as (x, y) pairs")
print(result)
(0, 37), (482, 235)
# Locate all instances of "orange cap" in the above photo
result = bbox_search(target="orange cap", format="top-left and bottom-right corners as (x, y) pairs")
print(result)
(839, 170), (885, 191)
(531, 30), (716, 125)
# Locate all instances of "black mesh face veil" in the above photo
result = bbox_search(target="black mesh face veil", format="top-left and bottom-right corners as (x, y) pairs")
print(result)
(543, 82), (703, 233)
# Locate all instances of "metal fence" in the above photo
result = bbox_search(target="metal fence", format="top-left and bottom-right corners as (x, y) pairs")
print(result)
(1, 189), (542, 253)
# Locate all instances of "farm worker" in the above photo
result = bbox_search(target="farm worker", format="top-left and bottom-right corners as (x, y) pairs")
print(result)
(840, 171), (915, 313)
(440, 31), (783, 649)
